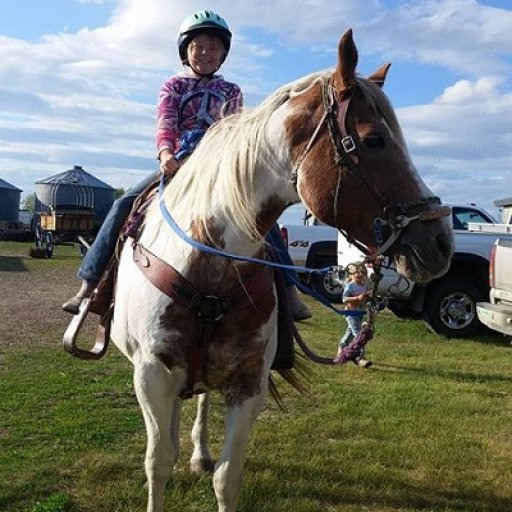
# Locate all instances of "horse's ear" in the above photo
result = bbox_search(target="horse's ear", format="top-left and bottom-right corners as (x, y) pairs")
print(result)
(334, 29), (358, 91)
(367, 63), (391, 88)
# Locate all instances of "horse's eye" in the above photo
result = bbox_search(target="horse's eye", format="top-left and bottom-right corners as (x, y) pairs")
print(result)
(362, 134), (385, 148)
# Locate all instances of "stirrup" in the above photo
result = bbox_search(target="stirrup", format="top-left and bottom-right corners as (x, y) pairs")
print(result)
(63, 298), (109, 360)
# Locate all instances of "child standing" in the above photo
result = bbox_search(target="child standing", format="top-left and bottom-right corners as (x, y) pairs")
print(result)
(335, 262), (372, 368)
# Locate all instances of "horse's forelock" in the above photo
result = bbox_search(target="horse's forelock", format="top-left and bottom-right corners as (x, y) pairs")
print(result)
(355, 77), (406, 146)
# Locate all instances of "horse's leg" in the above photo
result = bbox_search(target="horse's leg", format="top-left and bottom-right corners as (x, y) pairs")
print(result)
(190, 392), (215, 473)
(133, 359), (181, 512)
(170, 397), (182, 467)
(213, 382), (269, 512)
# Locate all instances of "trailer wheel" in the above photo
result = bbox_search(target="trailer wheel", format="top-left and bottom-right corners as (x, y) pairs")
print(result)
(45, 232), (54, 258)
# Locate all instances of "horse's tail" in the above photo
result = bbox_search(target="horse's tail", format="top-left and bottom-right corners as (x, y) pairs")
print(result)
(268, 353), (311, 409)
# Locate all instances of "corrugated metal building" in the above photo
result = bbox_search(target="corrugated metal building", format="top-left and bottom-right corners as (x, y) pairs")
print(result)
(0, 178), (22, 225)
(35, 165), (115, 226)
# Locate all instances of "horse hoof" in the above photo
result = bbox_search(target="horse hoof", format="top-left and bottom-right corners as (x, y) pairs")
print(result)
(190, 458), (215, 474)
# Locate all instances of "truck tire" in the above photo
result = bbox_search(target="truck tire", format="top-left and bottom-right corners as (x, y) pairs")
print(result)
(423, 277), (486, 338)
(311, 271), (343, 303)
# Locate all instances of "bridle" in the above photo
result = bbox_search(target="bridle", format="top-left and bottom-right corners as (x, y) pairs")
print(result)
(290, 76), (450, 258)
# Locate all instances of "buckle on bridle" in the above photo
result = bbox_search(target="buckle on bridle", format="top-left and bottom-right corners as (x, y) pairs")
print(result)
(341, 135), (356, 153)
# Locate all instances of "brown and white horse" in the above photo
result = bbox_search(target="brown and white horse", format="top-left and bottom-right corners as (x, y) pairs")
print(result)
(109, 30), (453, 511)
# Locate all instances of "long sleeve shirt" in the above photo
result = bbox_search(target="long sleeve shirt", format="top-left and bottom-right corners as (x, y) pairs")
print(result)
(156, 72), (243, 156)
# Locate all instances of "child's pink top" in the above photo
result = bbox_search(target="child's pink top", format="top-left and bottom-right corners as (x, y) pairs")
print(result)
(156, 72), (243, 155)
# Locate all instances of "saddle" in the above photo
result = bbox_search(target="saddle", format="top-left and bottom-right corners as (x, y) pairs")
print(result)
(64, 181), (296, 379)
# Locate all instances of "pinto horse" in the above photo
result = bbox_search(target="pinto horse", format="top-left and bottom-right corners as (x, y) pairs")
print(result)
(109, 30), (453, 512)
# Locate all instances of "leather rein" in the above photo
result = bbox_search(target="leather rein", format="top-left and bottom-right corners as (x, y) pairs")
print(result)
(290, 76), (451, 257)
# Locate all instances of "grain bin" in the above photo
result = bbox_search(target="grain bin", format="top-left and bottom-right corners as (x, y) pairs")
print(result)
(0, 178), (22, 227)
(35, 165), (115, 229)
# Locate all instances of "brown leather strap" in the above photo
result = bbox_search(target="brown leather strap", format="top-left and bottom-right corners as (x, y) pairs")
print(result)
(133, 243), (274, 311)
(133, 243), (274, 399)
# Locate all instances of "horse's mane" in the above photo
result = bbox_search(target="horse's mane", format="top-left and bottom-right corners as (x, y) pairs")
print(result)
(162, 70), (330, 243)
(160, 70), (405, 245)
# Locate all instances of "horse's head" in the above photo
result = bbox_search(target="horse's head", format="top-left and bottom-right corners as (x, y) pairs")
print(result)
(289, 29), (454, 283)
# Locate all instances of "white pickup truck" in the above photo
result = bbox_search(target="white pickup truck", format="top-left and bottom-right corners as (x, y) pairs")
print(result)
(280, 204), (512, 338)
(477, 238), (512, 337)
(279, 209), (341, 302)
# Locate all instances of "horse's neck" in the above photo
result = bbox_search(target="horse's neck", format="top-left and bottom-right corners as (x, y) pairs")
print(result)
(140, 101), (300, 269)
(139, 190), (265, 277)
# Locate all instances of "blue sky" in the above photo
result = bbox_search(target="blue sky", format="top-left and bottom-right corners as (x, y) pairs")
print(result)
(1, 0), (511, 220)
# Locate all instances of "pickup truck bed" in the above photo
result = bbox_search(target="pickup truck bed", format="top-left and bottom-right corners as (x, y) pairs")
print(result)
(477, 238), (512, 336)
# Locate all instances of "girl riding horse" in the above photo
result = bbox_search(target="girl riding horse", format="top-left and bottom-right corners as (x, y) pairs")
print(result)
(63, 9), (311, 321)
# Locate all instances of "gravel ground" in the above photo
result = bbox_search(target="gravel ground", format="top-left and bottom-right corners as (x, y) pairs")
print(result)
(0, 248), (82, 350)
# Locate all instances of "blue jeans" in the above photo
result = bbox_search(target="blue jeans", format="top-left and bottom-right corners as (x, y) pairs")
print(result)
(78, 172), (159, 283)
(265, 224), (297, 288)
(339, 315), (365, 358)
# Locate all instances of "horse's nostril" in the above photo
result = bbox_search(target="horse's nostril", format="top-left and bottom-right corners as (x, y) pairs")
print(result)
(436, 233), (452, 259)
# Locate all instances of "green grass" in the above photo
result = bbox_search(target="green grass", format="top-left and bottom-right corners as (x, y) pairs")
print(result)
(1, 241), (511, 511)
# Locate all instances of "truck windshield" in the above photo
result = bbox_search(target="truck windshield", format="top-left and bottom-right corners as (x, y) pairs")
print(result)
(452, 207), (496, 230)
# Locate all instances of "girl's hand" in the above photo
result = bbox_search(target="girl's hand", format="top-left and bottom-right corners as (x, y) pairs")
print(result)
(159, 150), (181, 177)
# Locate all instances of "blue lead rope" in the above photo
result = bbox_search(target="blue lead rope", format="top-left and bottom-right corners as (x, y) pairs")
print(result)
(158, 176), (363, 317)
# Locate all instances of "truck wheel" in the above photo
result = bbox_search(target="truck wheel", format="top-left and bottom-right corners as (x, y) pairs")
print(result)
(423, 277), (486, 338)
(311, 272), (343, 303)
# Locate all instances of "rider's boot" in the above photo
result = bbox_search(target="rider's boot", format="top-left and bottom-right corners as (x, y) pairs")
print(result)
(286, 285), (312, 321)
(62, 280), (96, 315)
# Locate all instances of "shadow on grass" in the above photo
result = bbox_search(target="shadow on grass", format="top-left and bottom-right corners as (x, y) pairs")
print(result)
(470, 329), (511, 347)
(375, 361), (512, 385)
(0, 256), (28, 272)
(245, 458), (512, 512)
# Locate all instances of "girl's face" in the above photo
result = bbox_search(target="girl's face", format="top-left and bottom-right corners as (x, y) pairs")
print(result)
(187, 34), (225, 76)
(353, 267), (367, 284)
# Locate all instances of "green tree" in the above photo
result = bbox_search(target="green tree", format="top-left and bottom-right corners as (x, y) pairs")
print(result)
(114, 188), (125, 199)
(21, 193), (36, 212)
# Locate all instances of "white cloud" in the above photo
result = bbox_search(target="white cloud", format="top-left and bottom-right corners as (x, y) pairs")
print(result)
(435, 76), (505, 104)
(0, 0), (510, 218)
(360, 0), (512, 75)
(397, 73), (512, 213)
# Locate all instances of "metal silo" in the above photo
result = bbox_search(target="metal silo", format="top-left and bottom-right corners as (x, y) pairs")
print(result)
(0, 178), (22, 226)
(35, 165), (115, 228)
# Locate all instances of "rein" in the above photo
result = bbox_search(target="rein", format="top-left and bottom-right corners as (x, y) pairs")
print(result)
(158, 176), (364, 320)
(158, 177), (331, 277)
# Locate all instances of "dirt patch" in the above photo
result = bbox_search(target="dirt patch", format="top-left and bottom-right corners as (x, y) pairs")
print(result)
(0, 250), (84, 350)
